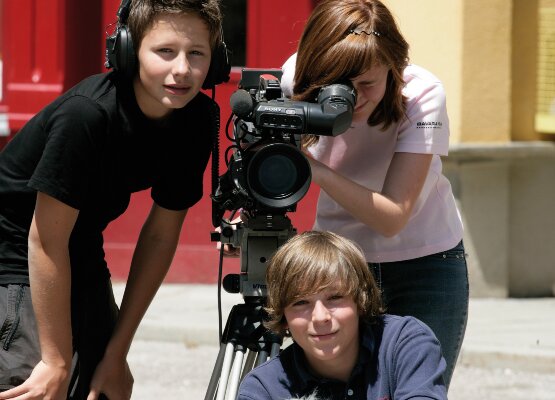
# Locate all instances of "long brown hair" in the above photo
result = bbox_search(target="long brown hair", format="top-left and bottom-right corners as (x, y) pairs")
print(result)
(294, 0), (409, 141)
(264, 231), (384, 337)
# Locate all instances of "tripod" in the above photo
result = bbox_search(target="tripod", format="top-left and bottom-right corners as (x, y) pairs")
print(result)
(204, 214), (296, 400)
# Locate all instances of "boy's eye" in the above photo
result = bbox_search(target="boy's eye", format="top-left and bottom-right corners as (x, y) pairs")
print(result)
(329, 294), (344, 301)
(291, 299), (308, 307)
(157, 48), (173, 53)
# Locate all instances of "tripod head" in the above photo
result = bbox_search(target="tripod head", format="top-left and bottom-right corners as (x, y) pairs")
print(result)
(206, 215), (292, 400)
(213, 213), (296, 299)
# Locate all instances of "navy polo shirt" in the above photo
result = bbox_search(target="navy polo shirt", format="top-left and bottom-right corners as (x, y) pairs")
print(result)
(237, 315), (447, 400)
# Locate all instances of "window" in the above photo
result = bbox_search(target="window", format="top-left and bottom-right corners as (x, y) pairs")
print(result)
(536, 0), (555, 133)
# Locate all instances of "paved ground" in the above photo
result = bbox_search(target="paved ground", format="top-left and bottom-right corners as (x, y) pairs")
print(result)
(113, 283), (555, 399)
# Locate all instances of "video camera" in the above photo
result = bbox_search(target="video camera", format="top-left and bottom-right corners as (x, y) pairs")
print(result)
(210, 68), (355, 297)
(211, 68), (356, 224)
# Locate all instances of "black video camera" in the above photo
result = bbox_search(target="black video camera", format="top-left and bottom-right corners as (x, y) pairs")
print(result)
(211, 68), (356, 226)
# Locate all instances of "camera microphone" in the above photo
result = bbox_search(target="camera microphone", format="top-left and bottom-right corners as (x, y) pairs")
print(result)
(230, 89), (254, 119)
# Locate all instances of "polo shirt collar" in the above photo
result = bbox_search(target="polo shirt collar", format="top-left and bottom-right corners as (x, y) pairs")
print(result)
(289, 320), (377, 392)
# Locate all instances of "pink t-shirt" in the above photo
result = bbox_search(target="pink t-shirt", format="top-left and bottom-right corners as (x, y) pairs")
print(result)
(281, 54), (463, 262)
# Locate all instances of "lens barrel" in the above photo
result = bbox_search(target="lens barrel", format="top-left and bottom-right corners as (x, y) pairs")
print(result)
(246, 142), (311, 209)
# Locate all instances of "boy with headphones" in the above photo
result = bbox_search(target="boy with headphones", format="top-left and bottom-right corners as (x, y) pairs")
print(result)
(0, 1), (229, 399)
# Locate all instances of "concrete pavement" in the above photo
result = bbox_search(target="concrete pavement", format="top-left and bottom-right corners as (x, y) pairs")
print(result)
(113, 283), (555, 374)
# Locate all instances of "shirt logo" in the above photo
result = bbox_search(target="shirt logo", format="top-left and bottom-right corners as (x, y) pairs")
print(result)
(416, 121), (443, 129)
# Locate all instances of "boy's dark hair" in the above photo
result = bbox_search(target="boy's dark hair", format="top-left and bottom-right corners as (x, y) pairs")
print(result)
(128, 0), (223, 51)
(264, 231), (384, 337)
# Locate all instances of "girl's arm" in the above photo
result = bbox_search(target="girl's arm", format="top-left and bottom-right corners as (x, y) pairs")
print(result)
(308, 151), (432, 237)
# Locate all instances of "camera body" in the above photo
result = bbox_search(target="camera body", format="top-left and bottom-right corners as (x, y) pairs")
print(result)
(212, 69), (356, 224)
(211, 69), (355, 297)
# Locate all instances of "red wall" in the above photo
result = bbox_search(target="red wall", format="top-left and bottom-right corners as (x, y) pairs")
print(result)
(0, 0), (319, 282)
(0, 0), (102, 134)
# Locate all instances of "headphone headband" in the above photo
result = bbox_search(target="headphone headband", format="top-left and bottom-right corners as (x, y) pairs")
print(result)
(117, 0), (132, 23)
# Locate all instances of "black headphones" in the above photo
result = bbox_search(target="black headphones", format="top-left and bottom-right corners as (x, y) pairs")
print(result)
(105, 0), (231, 89)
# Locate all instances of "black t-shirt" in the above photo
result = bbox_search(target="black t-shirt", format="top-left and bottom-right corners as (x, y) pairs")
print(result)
(0, 72), (215, 284)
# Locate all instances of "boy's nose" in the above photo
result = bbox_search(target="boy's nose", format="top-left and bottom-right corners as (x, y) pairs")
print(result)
(312, 301), (331, 323)
(173, 54), (190, 77)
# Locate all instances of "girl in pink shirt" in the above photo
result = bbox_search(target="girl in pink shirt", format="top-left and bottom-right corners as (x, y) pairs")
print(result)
(281, 0), (468, 387)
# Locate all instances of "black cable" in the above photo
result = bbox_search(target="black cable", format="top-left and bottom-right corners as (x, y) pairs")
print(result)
(210, 89), (220, 197)
(225, 112), (234, 142)
(218, 240), (224, 343)
(209, 86), (224, 343)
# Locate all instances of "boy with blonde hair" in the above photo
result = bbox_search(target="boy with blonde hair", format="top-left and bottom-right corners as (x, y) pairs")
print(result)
(238, 231), (447, 400)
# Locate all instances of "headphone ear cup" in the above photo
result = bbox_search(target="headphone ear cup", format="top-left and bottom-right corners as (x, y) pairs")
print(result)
(116, 26), (137, 80)
(202, 41), (231, 90)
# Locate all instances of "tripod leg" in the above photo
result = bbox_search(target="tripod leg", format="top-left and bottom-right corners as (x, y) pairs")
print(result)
(204, 342), (227, 400)
(254, 350), (269, 367)
(270, 342), (281, 358)
(240, 349), (257, 381)
(225, 346), (246, 400)
(215, 342), (236, 400)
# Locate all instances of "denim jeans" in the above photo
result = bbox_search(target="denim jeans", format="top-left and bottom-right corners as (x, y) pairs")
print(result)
(368, 241), (469, 388)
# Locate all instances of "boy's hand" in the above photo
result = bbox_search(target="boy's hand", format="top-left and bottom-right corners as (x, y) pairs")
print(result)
(87, 355), (133, 400)
(215, 215), (244, 257)
(0, 360), (70, 400)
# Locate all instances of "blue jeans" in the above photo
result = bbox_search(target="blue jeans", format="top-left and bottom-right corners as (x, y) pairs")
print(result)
(368, 241), (469, 388)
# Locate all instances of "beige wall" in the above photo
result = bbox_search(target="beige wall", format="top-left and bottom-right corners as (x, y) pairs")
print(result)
(381, 0), (465, 142)
(382, 0), (540, 143)
(512, 0), (539, 140)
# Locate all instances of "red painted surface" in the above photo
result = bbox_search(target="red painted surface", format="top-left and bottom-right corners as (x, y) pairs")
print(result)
(0, 0), (319, 282)
(0, 0), (102, 135)
(246, 1), (313, 68)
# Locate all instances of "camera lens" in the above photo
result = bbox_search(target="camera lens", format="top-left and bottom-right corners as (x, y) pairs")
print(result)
(247, 143), (311, 209)
(257, 154), (298, 196)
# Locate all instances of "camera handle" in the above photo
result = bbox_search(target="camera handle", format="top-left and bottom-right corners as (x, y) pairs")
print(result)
(205, 214), (295, 400)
